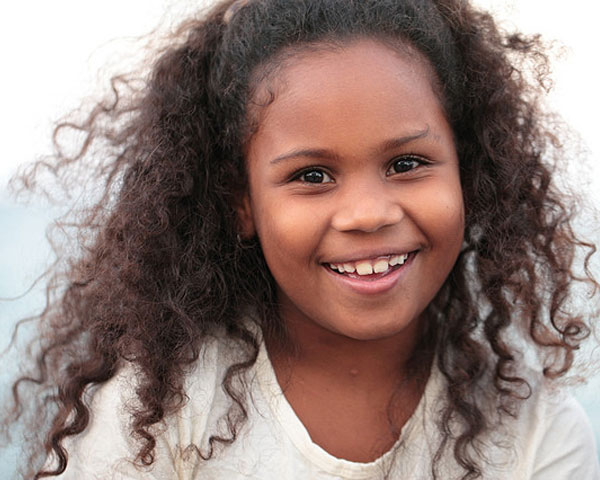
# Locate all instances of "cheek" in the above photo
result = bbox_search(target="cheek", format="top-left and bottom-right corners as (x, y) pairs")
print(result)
(441, 187), (465, 236)
(435, 187), (465, 260)
(251, 195), (325, 268)
(415, 180), (464, 251)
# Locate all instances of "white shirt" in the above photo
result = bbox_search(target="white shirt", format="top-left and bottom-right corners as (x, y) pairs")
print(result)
(53, 335), (600, 479)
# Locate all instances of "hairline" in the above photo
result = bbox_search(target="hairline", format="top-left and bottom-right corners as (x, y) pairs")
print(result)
(243, 33), (449, 147)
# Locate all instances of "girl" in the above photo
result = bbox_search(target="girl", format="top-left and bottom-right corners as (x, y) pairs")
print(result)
(3, 0), (599, 478)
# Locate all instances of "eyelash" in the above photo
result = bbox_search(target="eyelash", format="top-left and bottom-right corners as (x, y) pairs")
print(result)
(385, 155), (429, 176)
(291, 155), (429, 184)
(292, 168), (334, 184)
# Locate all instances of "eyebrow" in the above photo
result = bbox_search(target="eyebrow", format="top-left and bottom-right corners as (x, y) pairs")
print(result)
(377, 126), (430, 154)
(269, 127), (431, 165)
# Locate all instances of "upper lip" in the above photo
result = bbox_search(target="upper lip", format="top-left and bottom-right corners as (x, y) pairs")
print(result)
(322, 246), (419, 265)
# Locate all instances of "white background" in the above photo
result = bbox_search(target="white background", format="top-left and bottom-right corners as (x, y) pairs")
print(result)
(1, 1), (599, 189)
(0, 0), (598, 470)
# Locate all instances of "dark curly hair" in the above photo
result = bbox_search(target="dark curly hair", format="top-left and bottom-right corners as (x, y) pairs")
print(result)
(2, 0), (598, 478)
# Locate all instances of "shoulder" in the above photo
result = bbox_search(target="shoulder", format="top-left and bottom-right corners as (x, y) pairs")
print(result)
(430, 364), (600, 479)
(511, 378), (600, 480)
(52, 331), (250, 478)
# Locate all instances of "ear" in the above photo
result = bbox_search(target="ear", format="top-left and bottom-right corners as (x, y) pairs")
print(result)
(235, 191), (256, 239)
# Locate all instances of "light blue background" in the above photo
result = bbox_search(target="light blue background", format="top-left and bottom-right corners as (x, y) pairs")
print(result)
(1, 1), (599, 477)
(1, 194), (598, 478)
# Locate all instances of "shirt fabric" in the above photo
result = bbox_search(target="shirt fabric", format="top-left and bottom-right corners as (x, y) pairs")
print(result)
(53, 334), (600, 479)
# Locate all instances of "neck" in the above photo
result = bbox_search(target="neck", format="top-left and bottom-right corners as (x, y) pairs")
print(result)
(265, 304), (430, 393)
(263, 301), (433, 459)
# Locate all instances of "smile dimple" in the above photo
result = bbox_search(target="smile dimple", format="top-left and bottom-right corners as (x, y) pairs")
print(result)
(326, 253), (410, 276)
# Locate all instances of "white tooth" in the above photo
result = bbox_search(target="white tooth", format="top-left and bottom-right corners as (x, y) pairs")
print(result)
(390, 255), (401, 266)
(373, 260), (389, 274)
(329, 264), (339, 272)
(343, 263), (356, 273)
(398, 254), (408, 265)
(355, 262), (373, 276)
(337, 264), (345, 273)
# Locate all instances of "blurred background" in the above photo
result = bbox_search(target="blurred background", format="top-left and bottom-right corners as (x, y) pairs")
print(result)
(1, 0), (599, 477)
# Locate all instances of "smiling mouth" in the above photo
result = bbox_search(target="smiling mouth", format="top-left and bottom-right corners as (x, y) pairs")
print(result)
(325, 252), (417, 280)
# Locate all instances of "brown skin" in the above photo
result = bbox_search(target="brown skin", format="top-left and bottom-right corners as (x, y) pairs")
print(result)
(14, 3), (594, 476)
(241, 39), (464, 462)
(265, 321), (428, 461)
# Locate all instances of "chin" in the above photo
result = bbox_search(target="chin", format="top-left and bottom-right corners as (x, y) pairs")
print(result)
(335, 319), (416, 342)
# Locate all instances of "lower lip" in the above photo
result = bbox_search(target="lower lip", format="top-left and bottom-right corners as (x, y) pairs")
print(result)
(323, 253), (416, 295)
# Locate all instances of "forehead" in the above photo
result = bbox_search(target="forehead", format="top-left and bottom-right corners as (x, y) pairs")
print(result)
(246, 39), (450, 155)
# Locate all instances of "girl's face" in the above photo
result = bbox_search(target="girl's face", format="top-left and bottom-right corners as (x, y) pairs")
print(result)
(242, 39), (464, 342)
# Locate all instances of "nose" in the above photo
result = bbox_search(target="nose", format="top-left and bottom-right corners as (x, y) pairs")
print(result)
(330, 181), (404, 233)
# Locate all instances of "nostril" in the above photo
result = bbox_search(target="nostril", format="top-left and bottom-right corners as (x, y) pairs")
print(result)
(331, 200), (404, 233)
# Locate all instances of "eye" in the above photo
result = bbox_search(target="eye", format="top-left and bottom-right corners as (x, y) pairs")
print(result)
(296, 169), (334, 184)
(386, 156), (426, 175)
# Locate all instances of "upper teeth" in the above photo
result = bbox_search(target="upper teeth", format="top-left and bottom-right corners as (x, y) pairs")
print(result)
(328, 254), (409, 276)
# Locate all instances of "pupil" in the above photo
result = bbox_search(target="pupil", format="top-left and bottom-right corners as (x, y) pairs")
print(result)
(394, 159), (414, 173)
(304, 171), (324, 183)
